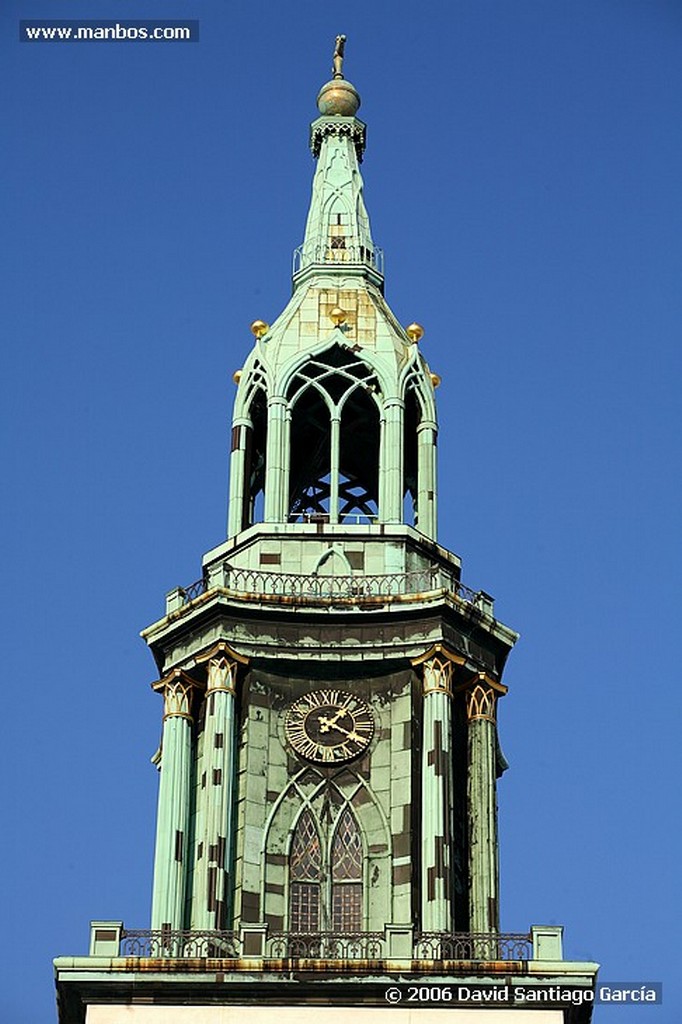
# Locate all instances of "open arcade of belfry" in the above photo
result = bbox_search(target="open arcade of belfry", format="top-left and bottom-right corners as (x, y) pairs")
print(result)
(54, 38), (599, 1024)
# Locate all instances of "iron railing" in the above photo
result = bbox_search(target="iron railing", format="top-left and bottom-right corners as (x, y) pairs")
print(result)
(267, 932), (385, 959)
(120, 929), (240, 958)
(288, 513), (378, 525)
(293, 243), (384, 276)
(181, 577), (209, 602)
(415, 932), (532, 961)
(179, 565), (484, 608)
(118, 929), (532, 961)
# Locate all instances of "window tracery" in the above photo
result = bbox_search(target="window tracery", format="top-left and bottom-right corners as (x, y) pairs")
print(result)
(288, 804), (364, 933)
(290, 809), (322, 932)
(287, 346), (380, 523)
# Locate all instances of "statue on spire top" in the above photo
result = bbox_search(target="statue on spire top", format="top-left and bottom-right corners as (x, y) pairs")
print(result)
(332, 35), (346, 79)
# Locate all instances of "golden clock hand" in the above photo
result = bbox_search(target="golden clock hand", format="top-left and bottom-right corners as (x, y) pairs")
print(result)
(322, 720), (360, 741)
(318, 705), (350, 733)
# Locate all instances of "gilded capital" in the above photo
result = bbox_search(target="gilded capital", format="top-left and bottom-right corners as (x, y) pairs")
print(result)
(162, 672), (195, 721)
(421, 655), (454, 697)
(206, 655), (238, 695)
(465, 680), (497, 723)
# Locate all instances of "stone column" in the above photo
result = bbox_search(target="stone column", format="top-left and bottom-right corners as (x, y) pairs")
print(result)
(416, 420), (437, 540)
(151, 671), (195, 931)
(282, 408), (291, 522)
(264, 397), (288, 522)
(329, 415), (340, 523)
(191, 653), (239, 930)
(227, 417), (251, 537)
(380, 397), (404, 523)
(466, 675), (500, 935)
(420, 654), (454, 932)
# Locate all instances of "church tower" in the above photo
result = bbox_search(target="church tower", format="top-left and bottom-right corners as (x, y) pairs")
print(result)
(55, 41), (598, 1024)
(145, 42), (512, 945)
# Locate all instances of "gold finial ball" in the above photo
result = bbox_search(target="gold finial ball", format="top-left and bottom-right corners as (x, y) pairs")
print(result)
(250, 320), (269, 339)
(406, 322), (424, 343)
(233, 370), (242, 384)
(430, 372), (442, 389)
(317, 79), (361, 117)
(329, 306), (347, 326)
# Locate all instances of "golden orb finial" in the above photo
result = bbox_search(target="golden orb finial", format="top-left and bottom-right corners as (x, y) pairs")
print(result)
(330, 306), (347, 326)
(406, 322), (424, 343)
(233, 370), (242, 384)
(250, 319), (269, 339)
(430, 372), (442, 389)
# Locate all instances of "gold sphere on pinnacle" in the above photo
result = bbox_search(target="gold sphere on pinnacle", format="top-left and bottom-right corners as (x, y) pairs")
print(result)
(330, 306), (347, 326)
(250, 320), (269, 339)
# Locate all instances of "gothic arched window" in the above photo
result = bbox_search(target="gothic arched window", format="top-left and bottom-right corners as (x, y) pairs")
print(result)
(331, 808), (363, 931)
(288, 805), (365, 934)
(287, 345), (380, 524)
(245, 386), (267, 527)
(289, 810), (321, 932)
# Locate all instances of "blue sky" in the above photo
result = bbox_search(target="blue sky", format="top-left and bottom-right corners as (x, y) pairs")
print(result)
(1, 1), (681, 1021)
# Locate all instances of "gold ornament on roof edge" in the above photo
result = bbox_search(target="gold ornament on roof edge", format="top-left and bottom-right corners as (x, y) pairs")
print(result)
(430, 372), (442, 388)
(330, 306), (347, 326)
(250, 320), (269, 338)
(406, 322), (424, 342)
(233, 370), (242, 384)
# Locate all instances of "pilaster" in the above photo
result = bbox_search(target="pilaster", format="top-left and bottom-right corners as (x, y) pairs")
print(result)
(150, 670), (196, 930)
(464, 673), (505, 933)
(413, 648), (462, 932)
(191, 648), (242, 929)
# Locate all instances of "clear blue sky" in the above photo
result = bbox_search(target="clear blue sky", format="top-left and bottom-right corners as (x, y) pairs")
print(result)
(2, 1), (681, 1022)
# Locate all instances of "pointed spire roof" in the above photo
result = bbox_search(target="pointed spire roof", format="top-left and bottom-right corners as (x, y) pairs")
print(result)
(294, 36), (383, 290)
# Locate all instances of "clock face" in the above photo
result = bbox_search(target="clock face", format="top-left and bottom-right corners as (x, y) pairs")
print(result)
(285, 689), (374, 764)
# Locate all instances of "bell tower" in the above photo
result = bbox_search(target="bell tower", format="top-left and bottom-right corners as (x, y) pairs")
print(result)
(55, 40), (599, 1024)
(145, 45), (511, 944)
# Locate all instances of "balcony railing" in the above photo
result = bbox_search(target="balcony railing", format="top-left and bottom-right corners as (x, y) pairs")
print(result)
(293, 242), (384, 276)
(415, 932), (533, 961)
(120, 929), (240, 958)
(116, 929), (532, 961)
(268, 932), (385, 959)
(288, 513), (378, 525)
(176, 565), (489, 610)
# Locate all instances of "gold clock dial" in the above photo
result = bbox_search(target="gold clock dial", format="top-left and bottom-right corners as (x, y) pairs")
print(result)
(285, 689), (374, 764)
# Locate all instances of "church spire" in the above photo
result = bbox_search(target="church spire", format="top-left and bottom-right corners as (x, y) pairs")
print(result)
(227, 40), (438, 539)
(295, 37), (383, 289)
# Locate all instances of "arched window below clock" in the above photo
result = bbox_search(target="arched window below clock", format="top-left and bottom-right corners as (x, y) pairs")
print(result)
(331, 808), (363, 931)
(288, 805), (364, 934)
(289, 808), (322, 932)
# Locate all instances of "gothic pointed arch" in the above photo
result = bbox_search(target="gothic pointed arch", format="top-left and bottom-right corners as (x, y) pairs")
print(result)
(403, 383), (420, 526)
(244, 385), (267, 526)
(339, 382), (380, 520)
(288, 384), (332, 519)
(289, 807), (322, 932)
(287, 344), (381, 523)
(331, 807), (363, 931)
(229, 359), (269, 532)
(402, 364), (438, 537)
(261, 765), (391, 934)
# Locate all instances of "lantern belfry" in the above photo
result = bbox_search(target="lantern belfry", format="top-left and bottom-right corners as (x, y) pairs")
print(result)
(54, 39), (598, 1024)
